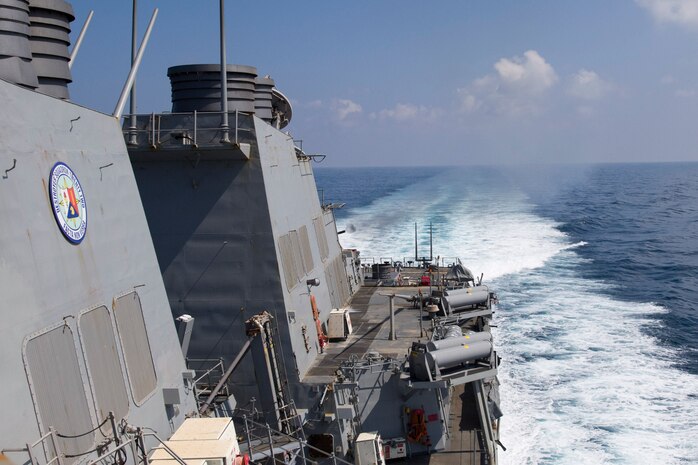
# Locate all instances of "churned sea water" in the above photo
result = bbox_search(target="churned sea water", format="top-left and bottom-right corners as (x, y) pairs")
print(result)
(315, 163), (698, 465)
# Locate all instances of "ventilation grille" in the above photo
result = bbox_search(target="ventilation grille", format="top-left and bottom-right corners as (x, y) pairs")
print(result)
(114, 292), (157, 405)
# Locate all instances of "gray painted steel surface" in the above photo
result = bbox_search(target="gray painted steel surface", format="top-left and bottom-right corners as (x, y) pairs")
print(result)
(114, 292), (158, 405)
(428, 341), (493, 369)
(130, 144), (285, 410)
(334, 361), (450, 454)
(427, 332), (492, 351)
(442, 325), (463, 339)
(28, 0), (74, 98)
(313, 216), (329, 260)
(78, 305), (130, 423)
(2, 2), (501, 463)
(24, 325), (96, 461)
(254, 75), (274, 121)
(299, 225), (314, 273)
(444, 288), (489, 310)
(0, 0), (38, 88)
(168, 64), (257, 113)
(0, 78), (196, 460)
(128, 113), (354, 416)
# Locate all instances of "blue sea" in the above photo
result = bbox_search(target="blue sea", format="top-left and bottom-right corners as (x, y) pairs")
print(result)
(315, 163), (698, 465)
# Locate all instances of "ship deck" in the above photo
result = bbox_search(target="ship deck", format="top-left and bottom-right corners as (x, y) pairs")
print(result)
(303, 284), (433, 383)
(303, 283), (490, 465)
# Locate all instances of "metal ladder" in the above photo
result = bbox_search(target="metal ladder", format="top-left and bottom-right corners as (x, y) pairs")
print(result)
(264, 314), (305, 441)
(240, 416), (352, 465)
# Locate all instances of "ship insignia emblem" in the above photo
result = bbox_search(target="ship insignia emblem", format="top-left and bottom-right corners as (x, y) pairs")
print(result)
(49, 162), (87, 244)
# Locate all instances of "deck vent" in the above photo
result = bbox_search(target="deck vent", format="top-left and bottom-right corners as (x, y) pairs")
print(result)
(168, 63), (258, 113)
(254, 75), (274, 122)
(28, 0), (74, 99)
(0, 0), (39, 89)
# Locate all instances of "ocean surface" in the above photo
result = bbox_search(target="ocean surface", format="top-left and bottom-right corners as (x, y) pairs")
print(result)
(315, 163), (698, 465)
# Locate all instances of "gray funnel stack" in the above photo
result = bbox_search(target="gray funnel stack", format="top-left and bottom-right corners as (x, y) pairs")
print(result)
(254, 75), (274, 122)
(28, 0), (74, 99)
(168, 64), (258, 114)
(0, 0), (39, 89)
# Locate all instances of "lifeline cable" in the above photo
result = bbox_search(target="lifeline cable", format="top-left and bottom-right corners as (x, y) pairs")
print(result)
(56, 416), (110, 439)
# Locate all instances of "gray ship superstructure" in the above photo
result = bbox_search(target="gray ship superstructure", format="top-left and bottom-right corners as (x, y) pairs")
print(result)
(0, 6), (201, 464)
(124, 61), (503, 462)
(0, 1), (199, 463)
(126, 62), (363, 427)
(1, 2), (503, 464)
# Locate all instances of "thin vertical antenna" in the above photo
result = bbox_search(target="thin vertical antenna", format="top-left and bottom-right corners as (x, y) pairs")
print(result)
(68, 10), (93, 69)
(414, 222), (418, 263)
(219, 0), (230, 143)
(128, 0), (137, 144)
(113, 9), (158, 119)
(429, 220), (433, 262)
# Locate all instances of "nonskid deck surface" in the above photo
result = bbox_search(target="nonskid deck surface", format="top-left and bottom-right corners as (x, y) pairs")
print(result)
(303, 285), (431, 383)
(303, 284), (491, 464)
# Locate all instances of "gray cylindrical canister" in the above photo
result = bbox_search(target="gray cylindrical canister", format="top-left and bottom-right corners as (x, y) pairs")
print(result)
(427, 340), (492, 370)
(426, 332), (492, 352)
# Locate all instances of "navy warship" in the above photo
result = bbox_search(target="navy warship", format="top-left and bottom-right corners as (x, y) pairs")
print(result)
(0, 2), (502, 464)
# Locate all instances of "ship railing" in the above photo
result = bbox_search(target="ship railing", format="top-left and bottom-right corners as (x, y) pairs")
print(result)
(361, 256), (460, 268)
(2, 429), (62, 465)
(187, 357), (227, 386)
(339, 353), (403, 376)
(316, 191), (347, 211)
(121, 110), (255, 150)
(186, 358), (234, 414)
(1, 417), (189, 465)
(240, 415), (353, 465)
(80, 429), (189, 465)
(275, 399), (305, 439)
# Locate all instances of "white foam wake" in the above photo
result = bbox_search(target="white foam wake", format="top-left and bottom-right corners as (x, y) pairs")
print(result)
(338, 170), (569, 280)
(336, 170), (698, 464)
(494, 252), (698, 464)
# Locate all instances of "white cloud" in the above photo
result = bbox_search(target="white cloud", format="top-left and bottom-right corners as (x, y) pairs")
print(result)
(460, 93), (481, 113)
(493, 50), (558, 93)
(331, 99), (362, 121)
(566, 69), (612, 100)
(306, 99), (324, 108)
(675, 88), (697, 97)
(576, 105), (595, 117)
(636, 0), (698, 27)
(457, 50), (558, 116)
(370, 103), (440, 122)
(661, 74), (676, 85)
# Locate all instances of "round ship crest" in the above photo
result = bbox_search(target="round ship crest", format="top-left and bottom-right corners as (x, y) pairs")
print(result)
(49, 162), (87, 244)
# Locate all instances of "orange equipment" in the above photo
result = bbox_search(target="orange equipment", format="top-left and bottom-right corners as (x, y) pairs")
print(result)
(406, 408), (431, 446)
(310, 294), (328, 351)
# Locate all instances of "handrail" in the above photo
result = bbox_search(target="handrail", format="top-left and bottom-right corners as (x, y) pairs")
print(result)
(85, 438), (137, 465)
(3, 429), (63, 465)
(6, 420), (193, 465)
(142, 433), (189, 465)
(123, 110), (256, 118)
(199, 338), (252, 415)
(84, 431), (189, 465)
(241, 416), (353, 465)
(191, 360), (225, 385)
(121, 110), (255, 150)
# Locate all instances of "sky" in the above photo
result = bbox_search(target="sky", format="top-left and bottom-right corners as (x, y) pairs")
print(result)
(68, 0), (698, 167)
